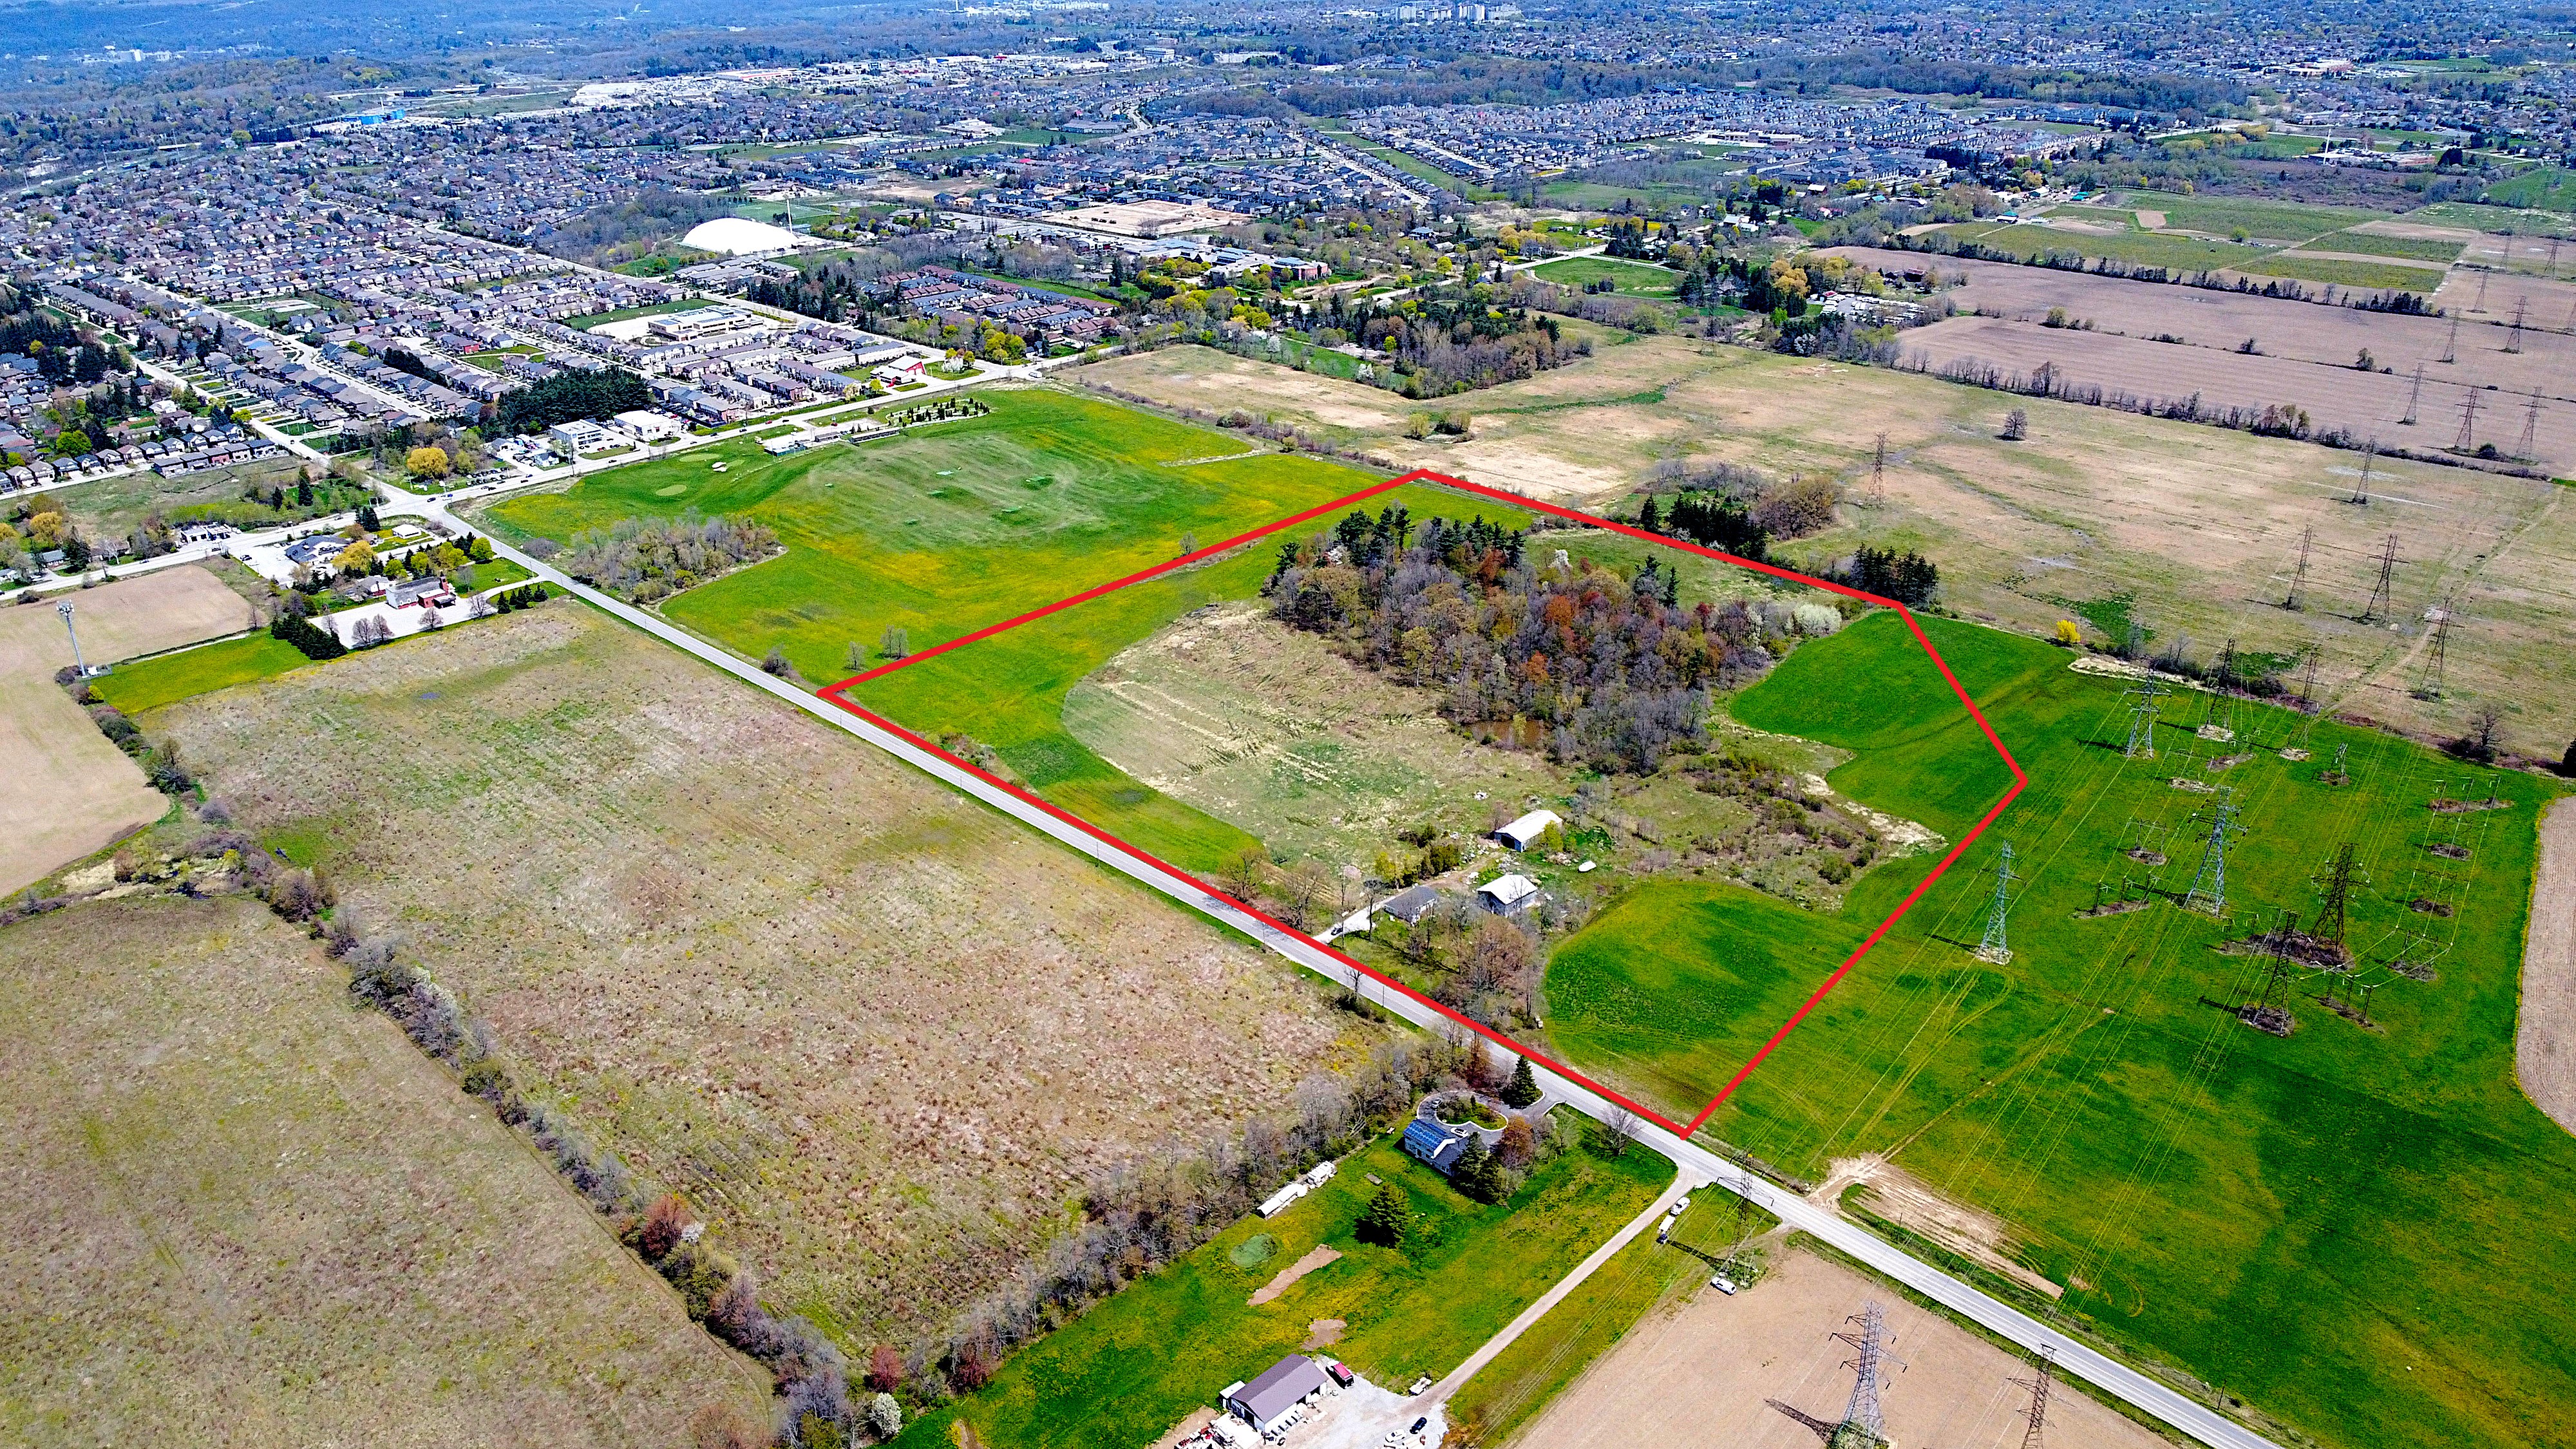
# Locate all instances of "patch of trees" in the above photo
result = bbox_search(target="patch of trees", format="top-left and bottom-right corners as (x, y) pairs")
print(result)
(494, 368), (652, 436)
(270, 609), (349, 660)
(1267, 506), (1754, 775)
(530, 188), (736, 267)
(1314, 283), (1586, 397)
(560, 511), (779, 604)
(1836, 547), (1942, 608)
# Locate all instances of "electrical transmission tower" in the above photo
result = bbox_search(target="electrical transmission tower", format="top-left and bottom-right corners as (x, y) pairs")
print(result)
(1830, 1302), (1904, 1449)
(1975, 840), (2018, 964)
(2313, 843), (2363, 952)
(2240, 908), (2298, 1034)
(2282, 526), (2312, 610)
(2414, 598), (2453, 698)
(2295, 643), (2322, 707)
(2440, 313), (2459, 363)
(2399, 364), (2424, 426)
(2359, 533), (2398, 623)
(2507, 297), (2528, 354)
(1870, 431), (1888, 506)
(2010, 1347), (2058, 1449)
(2206, 638), (2239, 727)
(2182, 791), (2246, 916)
(2472, 267), (2491, 313)
(2123, 675), (2166, 759)
(2345, 440), (2376, 505)
(2517, 387), (2542, 461)
(2453, 388), (2481, 453)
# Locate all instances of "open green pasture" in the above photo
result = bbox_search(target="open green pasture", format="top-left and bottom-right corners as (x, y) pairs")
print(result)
(478, 386), (1392, 690)
(1530, 256), (1681, 297)
(2243, 254), (2449, 291)
(1542, 610), (2573, 1449)
(1938, 221), (2265, 272)
(848, 480), (1533, 872)
(892, 1121), (1671, 1449)
(94, 633), (307, 714)
(2108, 193), (2389, 242)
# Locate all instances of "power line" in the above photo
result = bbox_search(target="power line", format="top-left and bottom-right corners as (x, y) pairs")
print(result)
(1975, 840), (2018, 964)
(2358, 533), (2398, 623)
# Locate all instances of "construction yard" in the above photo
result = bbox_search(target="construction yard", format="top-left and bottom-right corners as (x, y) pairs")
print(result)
(144, 602), (1389, 1352)
(1073, 337), (2576, 755)
(0, 895), (766, 1446)
(0, 567), (255, 895)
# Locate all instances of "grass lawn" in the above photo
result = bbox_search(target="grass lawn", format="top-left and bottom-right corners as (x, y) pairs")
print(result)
(1940, 221), (2266, 272)
(846, 478), (1531, 873)
(564, 299), (703, 330)
(458, 557), (535, 595)
(477, 384), (1391, 687)
(1541, 609), (2576, 1449)
(93, 633), (309, 713)
(893, 1119), (1672, 1449)
(1530, 256), (1681, 297)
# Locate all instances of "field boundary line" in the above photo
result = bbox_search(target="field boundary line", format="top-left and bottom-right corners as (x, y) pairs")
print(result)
(817, 466), (2028, 1136)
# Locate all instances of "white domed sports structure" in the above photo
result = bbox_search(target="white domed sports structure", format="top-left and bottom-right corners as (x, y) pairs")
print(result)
(680, 216), (801, 256)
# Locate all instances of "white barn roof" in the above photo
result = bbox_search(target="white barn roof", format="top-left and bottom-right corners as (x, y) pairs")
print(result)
(1495, 809), (1562, 851)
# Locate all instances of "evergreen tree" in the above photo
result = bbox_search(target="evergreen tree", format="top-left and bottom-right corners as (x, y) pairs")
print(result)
(1358, 1181), (1414, 1245)
(1499, 1055), (1540, 1108)
(1452, 1137), (1505, 1204)
(1637, 494), (1662, 534)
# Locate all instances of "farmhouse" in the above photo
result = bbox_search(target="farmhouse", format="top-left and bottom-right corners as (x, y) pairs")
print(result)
(1494, 809), (1561, 851)
(1400, 1117), (1471, 1175)
(1477, 874), (1540, 916)
(1381, 884), (1444, 925)
(1222, 1354), (1329, 1435)
(388, 576), (457, 609)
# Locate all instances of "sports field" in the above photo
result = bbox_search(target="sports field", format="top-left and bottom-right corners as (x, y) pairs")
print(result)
(892, 1119), (1671, 1449)
(1540, 610), (2573, 1449)
(0, 895), (764, 1446)
(478, 384), (1390, 685)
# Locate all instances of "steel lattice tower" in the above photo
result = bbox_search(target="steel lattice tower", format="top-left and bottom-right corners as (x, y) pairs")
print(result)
(2283, 526), (2312, 609)
(2440, 313), (2459, 363)
(2314, 843), (2363, 949)
(2011, 1347), (2058, 1449)
(2414, 600), (2452, 698)
(2453, 388), (2481, 454)
(2123, 676), (2165, 759)
(2400, 364), (2424, 426)
(2183, 791), (2245, 916)
(2508, 296), (2528, 354)
(2360, 534), (2398, 623)
(2518, 388), (2542, 461)
(2347, 441), (2376, 506)
(1831, 1302), (1901, 1448)
(1975, 840), (2018, 964)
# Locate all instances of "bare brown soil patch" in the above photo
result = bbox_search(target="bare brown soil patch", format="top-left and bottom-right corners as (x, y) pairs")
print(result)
(0, 895), (763, 1444)
(1821, 1155), (2063, 1300)
(1303, 1317), (1349, 1349)
(2521, 800), (2576, 1130)
(0, 567), (254, 894)
(155, 605), (1381, 1347)
(1249, 1244), (1345, 1306)
(1515, 1245), (2167, 1449)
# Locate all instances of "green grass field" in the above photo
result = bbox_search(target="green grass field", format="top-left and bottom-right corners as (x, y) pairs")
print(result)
(479, 386), (1394, 691)
(1540, 610), (2575, 1449)
(94, 634), (308, 714)
(891, 1120), (1671, 1449)
(2244, 254), (2450, 291)
(1530, 256), (1681, 297)
(2307, 229), (2469, 263)
(1939, 222), (2266, 272)
(848, 478), (1533, 872)
(2484, 165), (2576, 213)
(2109, 193), (2388, 242)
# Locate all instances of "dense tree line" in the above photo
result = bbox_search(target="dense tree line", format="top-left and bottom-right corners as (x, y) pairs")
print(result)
(560, 512), (779, 603)
(1267, 506), (1774, 773)
(494, 368), (653, 435)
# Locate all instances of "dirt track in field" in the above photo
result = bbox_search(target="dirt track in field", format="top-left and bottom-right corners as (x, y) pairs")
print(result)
(1516, 1246), (2168, 1449)
(0, 567), (254, 894)
(2519, 797), (2576, 1135)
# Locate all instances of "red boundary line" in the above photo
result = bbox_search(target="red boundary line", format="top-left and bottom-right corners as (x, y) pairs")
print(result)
(817, 468), (2026, 1141)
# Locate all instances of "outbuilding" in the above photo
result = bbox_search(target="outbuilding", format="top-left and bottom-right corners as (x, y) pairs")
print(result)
(1381, 884), (1444, 925)
(1477, 874), (1540, 916)
(1223, 1355), (1329, 1434)
(1495, 809), (1562, 852)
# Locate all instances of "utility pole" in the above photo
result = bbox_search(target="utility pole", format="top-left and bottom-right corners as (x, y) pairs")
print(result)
(2123, 675), (2165, 759)
(2183, 791), (2245, 916)
(1832, 1302), (1903, 1448)
(2359, 533), (2398, 623)
(2345, 439), (2376, 506)
(2283, 526), (2312, 610)
(2313, 843), (2362, 951)
(2011, 1347), (2058, 1449)
(2414, 600), (2452, 698)
(2453, 388), (2480, 454)
(57, 600), (86, 676)
(1975, 840), (2018, 964)
(2517, 387), (2541, 461)
(2398, 364), (2423, 426)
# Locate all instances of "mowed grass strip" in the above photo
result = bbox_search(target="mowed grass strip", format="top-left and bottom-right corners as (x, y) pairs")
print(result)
(480, 386), (1388, 685)
(94, 632), (309, 713)
(0, 895), (764, 1445)
(1544, 610), (2576, 1449)
(849, 480), (1532, 871)
(1530, 256), (1683, 297)
(894, 1122), (1671, 1449)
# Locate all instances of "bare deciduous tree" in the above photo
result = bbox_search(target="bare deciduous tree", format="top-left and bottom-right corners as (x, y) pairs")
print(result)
(1605, 1104), (1640, 1157)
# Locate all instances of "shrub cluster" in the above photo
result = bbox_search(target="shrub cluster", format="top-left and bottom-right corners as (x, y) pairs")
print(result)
(270, 611), (348, 660)
(492, 583), (551, 612)
(560, 511), (780, 603)
(1265, 506), (1757, 773)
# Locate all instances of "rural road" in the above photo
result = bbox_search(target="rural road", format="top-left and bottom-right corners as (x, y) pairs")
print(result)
(407, 495), (2284, 1449)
